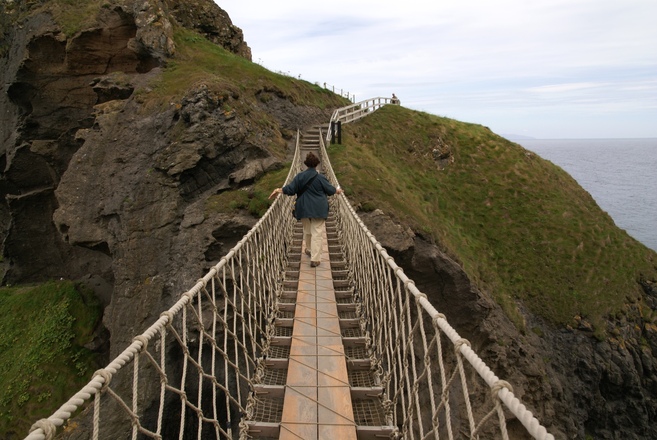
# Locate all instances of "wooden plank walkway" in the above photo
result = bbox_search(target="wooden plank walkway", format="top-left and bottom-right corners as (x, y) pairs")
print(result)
(279, 224), (358, 440)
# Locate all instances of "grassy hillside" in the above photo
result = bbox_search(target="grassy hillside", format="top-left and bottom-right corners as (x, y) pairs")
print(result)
(153, 28), (346, 110)
(135, 27), (351, 161)
(0, 282), (102, 437)
(328, 105), (657, 334)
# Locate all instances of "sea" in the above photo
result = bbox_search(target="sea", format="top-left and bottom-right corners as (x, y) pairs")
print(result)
(515, 138), (657, 253)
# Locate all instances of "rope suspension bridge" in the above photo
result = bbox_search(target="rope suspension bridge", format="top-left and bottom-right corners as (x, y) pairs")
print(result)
(25, 98), (555, 440)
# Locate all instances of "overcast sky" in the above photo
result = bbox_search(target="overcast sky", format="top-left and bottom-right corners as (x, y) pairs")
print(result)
(217, 0), (657, 139)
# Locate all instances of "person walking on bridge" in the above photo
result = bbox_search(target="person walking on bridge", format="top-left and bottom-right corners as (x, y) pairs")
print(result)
(269, 152), (343, 267)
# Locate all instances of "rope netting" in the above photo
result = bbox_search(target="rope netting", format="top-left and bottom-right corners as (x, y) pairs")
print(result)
(25, 134), (304, 440)
(316, 124), (555, 440)
(25, 110), (555, 440)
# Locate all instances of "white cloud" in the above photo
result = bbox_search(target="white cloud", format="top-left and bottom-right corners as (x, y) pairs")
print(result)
(216, 0), (657, 138)
(527, 83), (606, 94)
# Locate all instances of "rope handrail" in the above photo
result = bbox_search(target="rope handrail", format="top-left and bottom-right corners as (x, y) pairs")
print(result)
(25, 133), (305, 440)
(317, 110), (555, 439)
(24, 101), (555, 440)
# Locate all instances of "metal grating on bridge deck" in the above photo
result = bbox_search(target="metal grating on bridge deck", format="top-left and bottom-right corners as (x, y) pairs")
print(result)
(245, 127), (396, 440)
(278, 222), (358, 440)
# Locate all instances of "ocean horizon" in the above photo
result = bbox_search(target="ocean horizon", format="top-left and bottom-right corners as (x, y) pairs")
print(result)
(506, 135), (657, 141)
(516, 138), (657, 253)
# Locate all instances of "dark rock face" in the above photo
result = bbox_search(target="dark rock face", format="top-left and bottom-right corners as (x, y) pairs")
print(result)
(3, 2), (655, 440)
(1, 7), (157, 286)
(359, 209), (657, 439)
(0, 0), (332, 393)
(164, 0), (252, 60)
(0, 5), (333, 436)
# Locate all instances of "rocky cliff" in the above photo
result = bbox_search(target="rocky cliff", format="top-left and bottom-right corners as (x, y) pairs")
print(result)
(0, 0), (340, 374)
(2, 1), (657, 440)
(359, 209), (657, 439)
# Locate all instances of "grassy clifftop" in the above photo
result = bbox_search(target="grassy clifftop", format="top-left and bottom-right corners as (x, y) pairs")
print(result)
(328, 105), (657, 332)
(0, 282), (102, 436)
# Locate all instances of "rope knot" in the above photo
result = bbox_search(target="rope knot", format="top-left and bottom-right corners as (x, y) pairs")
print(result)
(133, 335), (149, 351)
(160, 310), (174, 324)
(30, 418), (57, 439)
(404, 279), (416, 289)
(423, 353), (432, 367)
(454, 338), (471, 352)
(492, 380), (514, 397)
(433, 313), (446, 324)
(93, 369), (113, 389)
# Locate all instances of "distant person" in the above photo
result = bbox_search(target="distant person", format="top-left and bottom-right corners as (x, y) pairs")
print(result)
(391, 93), (400, 105)
(269, 152), (343, 267)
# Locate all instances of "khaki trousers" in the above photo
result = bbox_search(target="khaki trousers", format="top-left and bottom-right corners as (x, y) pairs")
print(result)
(302, 218), (325, 262)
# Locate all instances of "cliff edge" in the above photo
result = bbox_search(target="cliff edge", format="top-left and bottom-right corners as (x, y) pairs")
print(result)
(2, 1), (657, 439)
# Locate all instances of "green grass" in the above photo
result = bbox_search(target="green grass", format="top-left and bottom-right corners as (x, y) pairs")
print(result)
(140, 28), (350, 160)
(0, 281), (102, 437)
(328, 105), (657, 333)
(146, 28), (348, 111)
(52, 0), (107, 36)
(205, 166), (290, 217)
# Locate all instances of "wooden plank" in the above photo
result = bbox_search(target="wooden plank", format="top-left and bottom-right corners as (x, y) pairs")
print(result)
(355, 426), (397, 440)
(246, 421), (280, 438)
(252, 384), (285, 397)
(350, 387), (384, 399)
(280, 224), (357, 440)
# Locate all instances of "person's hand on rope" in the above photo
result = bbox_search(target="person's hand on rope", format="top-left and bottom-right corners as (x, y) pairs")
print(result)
(268, 188), (283, 199)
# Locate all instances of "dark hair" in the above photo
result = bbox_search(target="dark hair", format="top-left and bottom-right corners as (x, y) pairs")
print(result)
(304, 152), (320, 168)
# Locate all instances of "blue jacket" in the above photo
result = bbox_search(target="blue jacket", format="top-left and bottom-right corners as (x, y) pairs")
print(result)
(283, 168), (337, 220)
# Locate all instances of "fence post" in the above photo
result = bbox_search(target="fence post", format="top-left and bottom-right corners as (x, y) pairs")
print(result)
(330, 121), (342, 145)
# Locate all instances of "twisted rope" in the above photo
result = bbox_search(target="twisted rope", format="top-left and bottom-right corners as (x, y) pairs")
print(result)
(25, 112), (555, 440)
(23, 132), (302, 440)
(318, 124), (555, 440)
